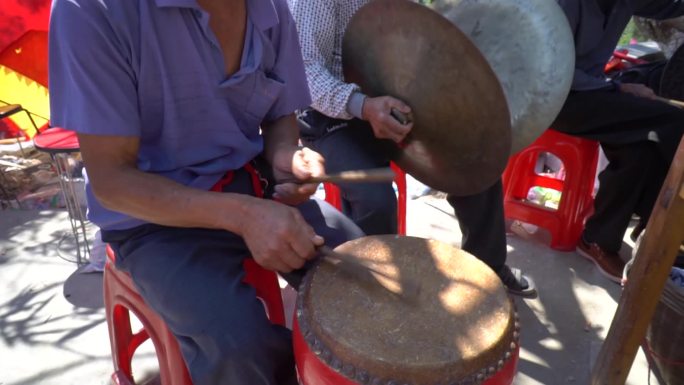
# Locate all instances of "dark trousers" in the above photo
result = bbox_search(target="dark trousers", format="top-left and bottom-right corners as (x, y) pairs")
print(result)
(298, 110), (398, 235)
(552, 62), (684, 252)
(298, 109), (508, 273)
(102, 168), (364, 385)
(447, 179), (507, 273)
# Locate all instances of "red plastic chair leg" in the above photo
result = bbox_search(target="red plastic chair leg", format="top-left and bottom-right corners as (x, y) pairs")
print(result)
(392, 163), (407, 235)
(111, 370), (136, 385)
(323, 183), (342, 211)
(243, 258), (286, 327)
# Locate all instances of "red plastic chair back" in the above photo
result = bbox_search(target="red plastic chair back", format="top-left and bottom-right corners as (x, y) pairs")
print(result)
(502, 129), (599, 251)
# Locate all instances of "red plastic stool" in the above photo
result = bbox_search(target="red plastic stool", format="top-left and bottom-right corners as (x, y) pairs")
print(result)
(104, 246), (286, 385)
(323, 163), (407, 235)
(502, 129), (599, 251)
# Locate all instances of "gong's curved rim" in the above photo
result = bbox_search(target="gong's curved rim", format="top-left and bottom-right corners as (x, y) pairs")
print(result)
(342, 0), (511, 196)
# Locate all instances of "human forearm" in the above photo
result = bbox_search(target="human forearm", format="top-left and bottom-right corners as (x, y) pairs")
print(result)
(77, 133), (257, 235)
(91, 166), (255, 233)
(262, 114), (300, 166)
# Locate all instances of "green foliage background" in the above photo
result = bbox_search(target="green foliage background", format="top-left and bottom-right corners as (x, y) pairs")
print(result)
(619, 18), (648, 46)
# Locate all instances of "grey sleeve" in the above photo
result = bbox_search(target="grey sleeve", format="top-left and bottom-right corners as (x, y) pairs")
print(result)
(288, 0), (362, 120)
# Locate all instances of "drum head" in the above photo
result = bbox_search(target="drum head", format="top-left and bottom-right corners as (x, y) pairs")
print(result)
(343, 0), (511, 196)
(661, 43), (684, 100)
(297, 236), (518, 384)
(427, 0), (575, 154)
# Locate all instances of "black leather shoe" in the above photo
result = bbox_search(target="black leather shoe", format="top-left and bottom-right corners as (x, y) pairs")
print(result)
(498, 265), (538, 298)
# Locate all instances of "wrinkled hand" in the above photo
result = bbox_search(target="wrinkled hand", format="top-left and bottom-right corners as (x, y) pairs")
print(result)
(240, 197), (324, 272)
(272, 146), (325, 205)
(362, 96), (413, 143)
(618, 83), (657, 99)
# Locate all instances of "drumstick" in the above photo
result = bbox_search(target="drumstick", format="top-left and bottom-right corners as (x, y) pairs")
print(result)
(655, 96), (684, 109)
(281, 167), (396, 184)
(317, 245), (421, 301)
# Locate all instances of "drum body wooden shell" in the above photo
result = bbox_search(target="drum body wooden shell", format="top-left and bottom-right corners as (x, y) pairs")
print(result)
(294, 236), (520, 385)
(294, 317), (519, 385)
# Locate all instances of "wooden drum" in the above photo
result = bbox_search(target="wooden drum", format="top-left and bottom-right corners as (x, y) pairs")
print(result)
(294, 235), (519, 385)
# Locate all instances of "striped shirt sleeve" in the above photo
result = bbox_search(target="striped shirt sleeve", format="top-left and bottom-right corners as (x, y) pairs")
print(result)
(289, 0), (362, 119)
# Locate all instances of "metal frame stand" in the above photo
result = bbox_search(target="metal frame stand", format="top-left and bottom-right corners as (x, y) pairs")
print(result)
(33, 128), (90, 266)
(51, 152), (90, 265)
